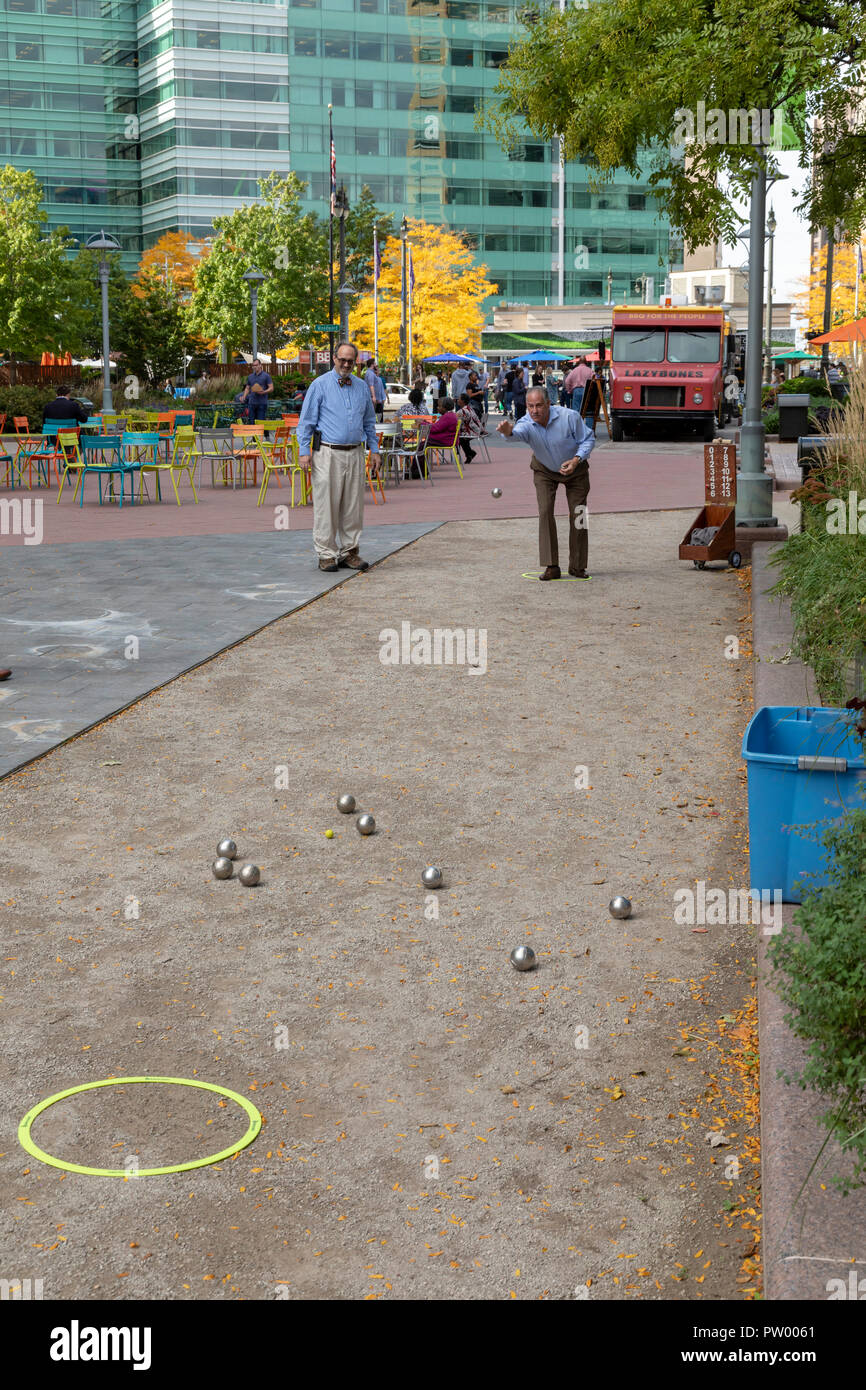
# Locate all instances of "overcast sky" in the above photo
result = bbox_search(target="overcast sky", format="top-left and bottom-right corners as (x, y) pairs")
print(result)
(718, 150), (812, 313)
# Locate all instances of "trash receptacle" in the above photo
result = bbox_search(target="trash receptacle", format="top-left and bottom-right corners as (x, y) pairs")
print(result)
(742, 706), (866, 902)
(778, 394), (811, 442)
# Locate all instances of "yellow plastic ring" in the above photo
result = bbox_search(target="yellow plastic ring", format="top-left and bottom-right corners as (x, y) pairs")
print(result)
(18, 1076), (262, 1177)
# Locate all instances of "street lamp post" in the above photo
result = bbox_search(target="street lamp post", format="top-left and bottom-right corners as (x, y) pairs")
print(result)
(764, 208), (776, 384)
(242, 268), (266, 360)
(736, 158), (775, 527)
(399, 215), (408, 384)
(85, 230), (120, 413)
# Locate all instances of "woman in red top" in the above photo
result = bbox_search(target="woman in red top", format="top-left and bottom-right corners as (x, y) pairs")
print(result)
(416, 397), (476, 468)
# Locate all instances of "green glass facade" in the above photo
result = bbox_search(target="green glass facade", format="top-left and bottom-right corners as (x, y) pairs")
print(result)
(0, 0), (678, 299)
(0, 0), (141, 265)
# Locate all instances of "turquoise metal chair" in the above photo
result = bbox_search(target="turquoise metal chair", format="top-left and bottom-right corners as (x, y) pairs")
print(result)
(74, 434), (134, 506)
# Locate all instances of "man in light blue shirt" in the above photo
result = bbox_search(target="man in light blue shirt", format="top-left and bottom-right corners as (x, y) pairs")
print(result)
(364, 360), (388, 421)
(498, 386), (595, 580)
(297, 342), (381, 572)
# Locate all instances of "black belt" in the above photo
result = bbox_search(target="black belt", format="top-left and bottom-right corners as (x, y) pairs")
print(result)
(322, 441), (363, 450)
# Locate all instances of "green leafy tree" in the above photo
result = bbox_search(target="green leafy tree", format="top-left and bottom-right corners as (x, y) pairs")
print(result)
(486, 0), (866, 250)
(60, 250), (133, 362)
(0, 166), (75, 371)
(189, 173), (330, 359)
(121, 270), (188, 386)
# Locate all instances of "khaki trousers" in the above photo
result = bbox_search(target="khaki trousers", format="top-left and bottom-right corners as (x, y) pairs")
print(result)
(531, 456), (590, 570)
(311, 444), (366, 562)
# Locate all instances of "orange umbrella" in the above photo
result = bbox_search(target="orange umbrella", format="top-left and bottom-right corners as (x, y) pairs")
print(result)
(809, 317), (866, 344)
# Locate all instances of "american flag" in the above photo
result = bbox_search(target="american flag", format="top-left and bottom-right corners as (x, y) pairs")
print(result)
(329, 111), (336, 215)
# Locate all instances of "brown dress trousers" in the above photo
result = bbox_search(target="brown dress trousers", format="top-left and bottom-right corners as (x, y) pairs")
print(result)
(530, 456), (590, 570)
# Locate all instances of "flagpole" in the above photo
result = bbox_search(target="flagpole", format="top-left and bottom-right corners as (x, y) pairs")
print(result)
(407, 245), (413, 384)
(328, 104), (335, 369)
(373, 226), (379, 365)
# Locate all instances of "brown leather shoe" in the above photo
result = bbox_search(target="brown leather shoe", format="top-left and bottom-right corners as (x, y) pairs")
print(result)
(539, 565), (561, 581)
(0, 669), (10, 681)
(568, 568), (590, 579)
(318, 558), (338, 572)
(340, 553), (370, 571)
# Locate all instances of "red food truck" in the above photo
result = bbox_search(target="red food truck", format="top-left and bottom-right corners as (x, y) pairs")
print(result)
(608, 305), (737, 441)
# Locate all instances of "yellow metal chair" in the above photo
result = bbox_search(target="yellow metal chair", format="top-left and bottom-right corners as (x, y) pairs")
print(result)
(424, 418), (463, 478)
(257, 425), (296, 506)
(135, 425), (199, 505)
(55, 431), (85, 502)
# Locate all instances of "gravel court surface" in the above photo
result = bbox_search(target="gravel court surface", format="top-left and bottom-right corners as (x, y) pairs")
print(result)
(0, 511), (756, 1301)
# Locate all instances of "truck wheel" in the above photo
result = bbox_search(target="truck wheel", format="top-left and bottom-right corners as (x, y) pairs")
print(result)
(702, 416), (715, 441)
(609, 415), (624, 442)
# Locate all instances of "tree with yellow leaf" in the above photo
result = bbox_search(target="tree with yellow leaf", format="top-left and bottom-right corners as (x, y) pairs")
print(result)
(136, 231), (206, 298)
(797, 241), (865, 335)
(350, 219), (497, 370)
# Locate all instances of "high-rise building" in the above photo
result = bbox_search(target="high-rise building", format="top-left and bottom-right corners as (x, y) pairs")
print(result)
(1, 0), (677, 300)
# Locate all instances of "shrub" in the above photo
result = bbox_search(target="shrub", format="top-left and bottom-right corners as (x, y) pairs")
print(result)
(0, 383), (61, 427)
(768, 797), (866, 1194)
(778, 374), (834, 399)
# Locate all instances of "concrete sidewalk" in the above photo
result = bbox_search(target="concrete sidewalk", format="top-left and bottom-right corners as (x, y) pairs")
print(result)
(0, 510), (759, 1301)
(751, 533), (866, 1301)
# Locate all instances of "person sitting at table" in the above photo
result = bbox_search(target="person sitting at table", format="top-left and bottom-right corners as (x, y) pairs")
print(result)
(414, 397), (475, 472)
(42, 384), (89, 424)
(407, 383), (426, 412)
(456, 393), (483, 461)
(465, 371), (485, 421)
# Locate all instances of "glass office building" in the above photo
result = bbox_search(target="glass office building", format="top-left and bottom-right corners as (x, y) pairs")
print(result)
(0, 0), (677, 299)
(0, 0), (141, 262)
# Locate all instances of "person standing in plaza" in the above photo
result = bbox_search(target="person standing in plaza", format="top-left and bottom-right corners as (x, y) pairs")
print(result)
(450, 361), (470, 401)
(564, 356), (592, 413)
(511, 368), (528, 420)
(241, 358), (274, 422)
(545, 366), (558, 405)
(497, 387), (595, 581)
(296, 341), (381, 573)
(364, 359), (387, 421)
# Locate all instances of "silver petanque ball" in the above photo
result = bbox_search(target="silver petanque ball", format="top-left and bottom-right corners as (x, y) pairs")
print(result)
(491, 487), (502, 498)
(421, 866), (443, 889)
(510, 944), (537, 972)
(357, 814), (376, 836)
(609, 895), (632, 920)
(238, 863), (261, 887)
(337, 794), (356, 815)
(217, 838), (238, 860)
(212, 857), (234, 880)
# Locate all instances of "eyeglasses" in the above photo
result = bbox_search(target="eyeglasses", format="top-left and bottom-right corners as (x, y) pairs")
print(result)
(336, 356), (355, 364)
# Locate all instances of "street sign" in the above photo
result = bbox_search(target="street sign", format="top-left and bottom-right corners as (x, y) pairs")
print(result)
(314, 324), (340, 332)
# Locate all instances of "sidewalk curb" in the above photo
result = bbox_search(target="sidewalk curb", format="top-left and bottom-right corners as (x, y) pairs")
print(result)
(751, 542), (866, 1300)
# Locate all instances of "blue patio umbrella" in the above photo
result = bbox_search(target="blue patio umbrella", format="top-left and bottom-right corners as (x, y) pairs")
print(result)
(422, 351), (485, 362)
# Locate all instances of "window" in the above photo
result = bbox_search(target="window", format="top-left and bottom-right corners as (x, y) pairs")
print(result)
(324, 37), (351, 59)
(194, 27), (220, 48)
(601, 233), (629, 255)
(328, 81), (346, 105)
(627, 192), (646, 210)
(15, 40), (42, 59)
(447, 184), (480, 204)
(613, 329), (665, 363)
(53, 137), (77, 157)
(451, 46), (475, 66)
(357, 40), (382, 60)
(293, 31), (318, 55)
(7, 0), (37, 10)
(489, 187), (522, 205)
(447, 93), (476, 113)
(356, 132), (381, 156)
(82, 45), (103, 63)
(484, 48), (508, 67)
(358, 0), (382, 9)
(46, 0), (75, 12)
(485, 233), (508, 251)
(355, 83), (374, 107)
(392, 40), (413, 61)
(667, 329), (720, 363)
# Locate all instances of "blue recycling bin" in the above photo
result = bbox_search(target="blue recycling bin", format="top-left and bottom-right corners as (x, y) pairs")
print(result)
(742, 706), (866, 902)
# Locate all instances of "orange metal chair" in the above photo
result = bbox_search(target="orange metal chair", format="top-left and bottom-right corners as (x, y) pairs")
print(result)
(229, 424), (265, 488)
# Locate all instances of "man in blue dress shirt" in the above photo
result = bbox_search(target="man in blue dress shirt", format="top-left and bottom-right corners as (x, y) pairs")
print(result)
(498, 387), (596, 580)
(297, 342), (382, 572)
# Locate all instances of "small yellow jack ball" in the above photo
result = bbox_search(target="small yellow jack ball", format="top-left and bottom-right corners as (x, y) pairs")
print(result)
(325, 829), (334, 839)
